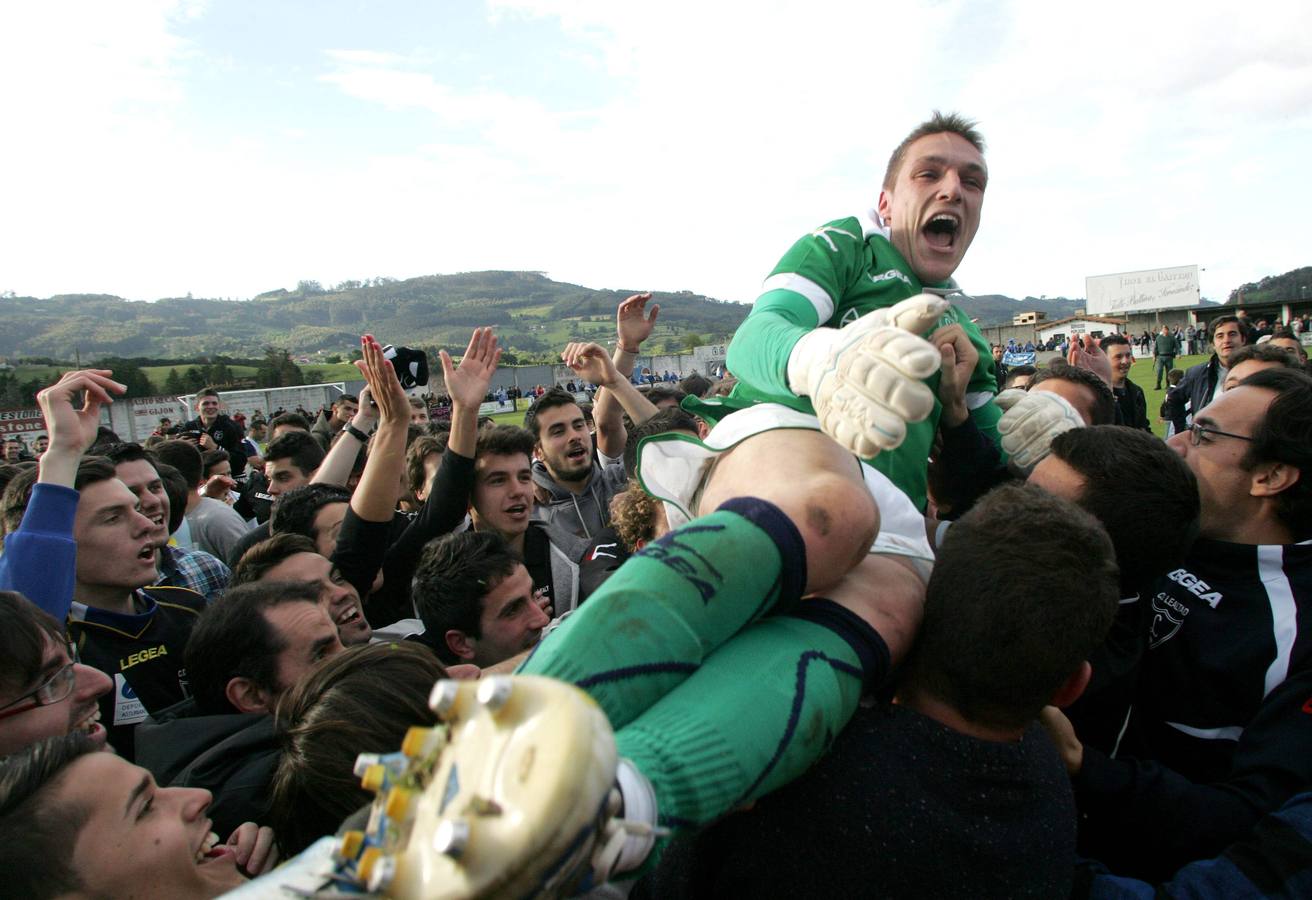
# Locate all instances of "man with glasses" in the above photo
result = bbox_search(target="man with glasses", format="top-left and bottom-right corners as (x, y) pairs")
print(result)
(1042, 367), (1312, 881)
(0, 592), (111, 756)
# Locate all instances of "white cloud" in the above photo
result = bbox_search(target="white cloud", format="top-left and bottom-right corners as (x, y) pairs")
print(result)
(1, 0), (1309, 310)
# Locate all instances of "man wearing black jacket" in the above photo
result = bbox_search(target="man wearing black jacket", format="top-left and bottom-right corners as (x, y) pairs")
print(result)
(1174, 315), (1247, 426)
(1103, 334), (1150, 431)
(183, 388), (248, 477)
(1046, 367), (1312, 881)
(135, 581), (341, 837)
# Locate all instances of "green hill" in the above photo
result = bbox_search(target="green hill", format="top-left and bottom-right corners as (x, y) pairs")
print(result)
(0, 272), (749, 361)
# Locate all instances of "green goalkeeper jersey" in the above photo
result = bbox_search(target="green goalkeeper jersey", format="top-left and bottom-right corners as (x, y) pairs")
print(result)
(721, 210), (1001, 511)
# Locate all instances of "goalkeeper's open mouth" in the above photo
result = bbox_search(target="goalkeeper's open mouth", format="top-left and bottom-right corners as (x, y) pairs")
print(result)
(921, 211), (961, 253)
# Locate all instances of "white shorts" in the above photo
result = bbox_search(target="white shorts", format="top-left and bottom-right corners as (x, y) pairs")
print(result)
(636, 403), (934, 580)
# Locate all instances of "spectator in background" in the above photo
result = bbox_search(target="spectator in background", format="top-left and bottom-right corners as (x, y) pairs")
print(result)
(1267, 329), (1308, 366)
(263, 432), (324, 501)
(1162, 369), (1187, 436)
(182, 387), (248, 477)
(310, 394), (358, 452)
(267, 412), (312, 441)
(679, 372), (713, 398)
(1153, 324), (1181, 391)
(1177, 316), (1247, 423)
(407, 396), (429, 425)
(1101, 334), (1150, 431)
(1003, 364), (1037, 390)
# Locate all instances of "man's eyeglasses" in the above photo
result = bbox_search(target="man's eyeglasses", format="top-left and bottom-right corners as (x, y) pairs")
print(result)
(1189, 423), (1255, 447)
(0, 661), (77, 721)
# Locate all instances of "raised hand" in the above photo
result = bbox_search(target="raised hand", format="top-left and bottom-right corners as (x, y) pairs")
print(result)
(617, 292), (659, 351)
(440, 327), (502, 410)
(37, 369), (124, 457)
(1068, 334), (1112, 386)
(349, 384), (379, 431)
(36, 369), (127, 488)
(354, 334), (408, 426)
(561, 341), (621, 388)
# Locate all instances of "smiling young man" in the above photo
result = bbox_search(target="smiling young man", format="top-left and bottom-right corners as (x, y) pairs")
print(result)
(0, 733), (278, 900)
(230, 534), (372, 645)
(0, 592), (111, 756)
(1101, 334), (1150, 431)
(182, 388), (248, 478)
(466, 426), (589, 614)
(720, 111), (1002, 510)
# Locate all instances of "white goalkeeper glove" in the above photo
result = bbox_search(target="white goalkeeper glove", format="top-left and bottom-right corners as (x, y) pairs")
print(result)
(786, 294), (948, 459)
(995, 387), (1086, 473)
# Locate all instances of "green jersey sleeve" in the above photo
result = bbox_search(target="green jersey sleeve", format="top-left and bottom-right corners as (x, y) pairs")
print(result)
(727, 218), (867, 401)
(951, 305), (1005, 459)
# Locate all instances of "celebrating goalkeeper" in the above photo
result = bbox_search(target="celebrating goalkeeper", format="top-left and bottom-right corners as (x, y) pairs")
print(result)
(718, 111), (1002, 511)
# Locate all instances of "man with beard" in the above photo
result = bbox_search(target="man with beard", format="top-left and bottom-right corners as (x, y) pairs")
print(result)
(526, 387), (627, 541)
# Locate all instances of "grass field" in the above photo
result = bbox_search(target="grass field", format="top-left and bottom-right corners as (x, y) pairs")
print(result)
(1125, 353), (1206, 437)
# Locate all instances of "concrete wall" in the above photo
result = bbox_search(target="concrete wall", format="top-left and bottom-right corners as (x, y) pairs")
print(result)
(977, 323), (1044, 347)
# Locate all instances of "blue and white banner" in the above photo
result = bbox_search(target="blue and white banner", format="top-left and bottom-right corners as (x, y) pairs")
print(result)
(1003, 351), (1036, 366)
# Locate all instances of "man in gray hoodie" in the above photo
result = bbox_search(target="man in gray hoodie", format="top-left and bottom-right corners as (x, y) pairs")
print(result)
(526, 387), (628, 541)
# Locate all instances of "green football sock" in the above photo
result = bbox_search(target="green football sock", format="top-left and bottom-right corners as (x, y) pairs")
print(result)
(518, 497), (807, 731)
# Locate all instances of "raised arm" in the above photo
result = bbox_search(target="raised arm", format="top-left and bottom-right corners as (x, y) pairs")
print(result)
(595, 293), (658, 459)
(0, 369), (125, 619)
(312, 384), (378, 486)
(441, 327), (502, 458)
(348, 336), (410, 523)
(562, 342), (659, 430)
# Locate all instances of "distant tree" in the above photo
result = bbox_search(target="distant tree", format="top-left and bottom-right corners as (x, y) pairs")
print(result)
(0, 373), (23, 406)
(296, 280), (324, 294)
(683, 333), (705, 351)
(208, 361), (234, 386)
(324, 353), (342, 364)
(110, 360), (154, 398)
(164, 368), (185, 395)
(348, 348), (363, 363)
(256, 346), (305, 387)
(334, 280), (362, 292)
(183, 367), (207, 392)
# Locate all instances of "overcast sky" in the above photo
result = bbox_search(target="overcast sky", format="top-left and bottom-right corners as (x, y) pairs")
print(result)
(2, 0), (1309, 307)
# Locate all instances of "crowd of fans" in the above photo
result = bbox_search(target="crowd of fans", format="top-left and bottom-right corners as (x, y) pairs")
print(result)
(1, 112), (1310, 899)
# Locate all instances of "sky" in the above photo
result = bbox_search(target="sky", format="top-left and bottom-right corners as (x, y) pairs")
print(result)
(1, 0), (1309, 307)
